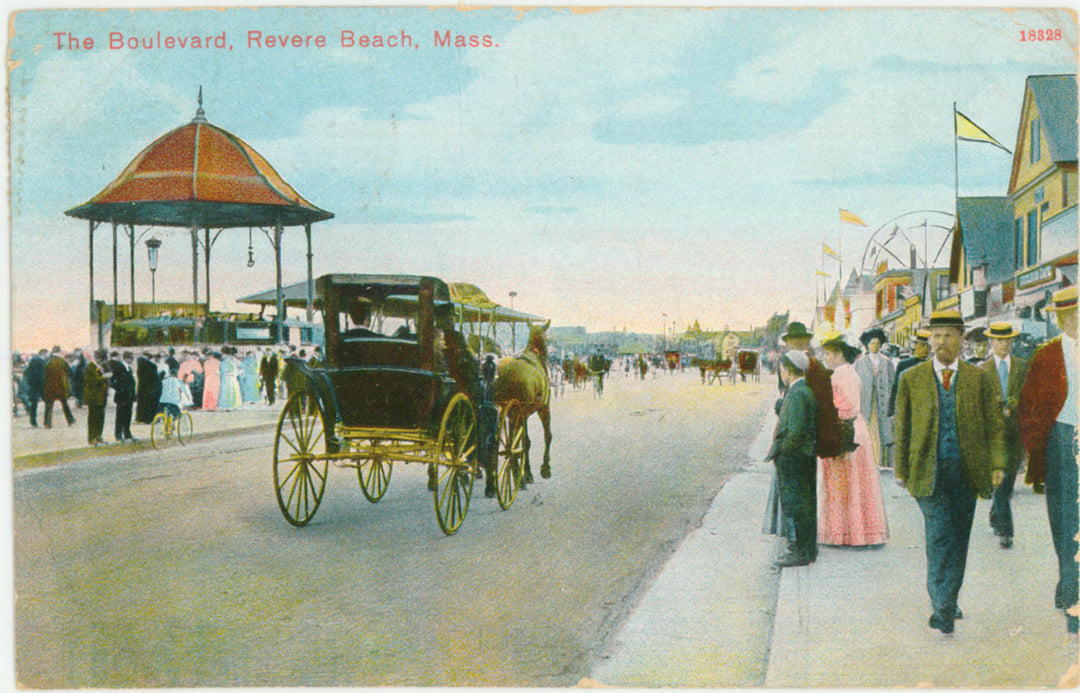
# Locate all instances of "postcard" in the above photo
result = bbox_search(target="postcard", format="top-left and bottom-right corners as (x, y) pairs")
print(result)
(7, 5), (1079, 689)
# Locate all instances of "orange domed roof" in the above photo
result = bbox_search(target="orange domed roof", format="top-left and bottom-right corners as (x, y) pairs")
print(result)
(67, 105), (332, 228)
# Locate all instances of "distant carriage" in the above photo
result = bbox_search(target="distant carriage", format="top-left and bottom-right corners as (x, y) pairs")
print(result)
(736, 349), (761, 382)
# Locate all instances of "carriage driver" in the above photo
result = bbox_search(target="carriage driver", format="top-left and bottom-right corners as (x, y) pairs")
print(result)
(342, 296), (380, 339)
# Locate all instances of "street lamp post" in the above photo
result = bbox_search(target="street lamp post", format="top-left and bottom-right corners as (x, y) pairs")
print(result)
(509, 291), (518, 351)
(145, 236), (162, 307)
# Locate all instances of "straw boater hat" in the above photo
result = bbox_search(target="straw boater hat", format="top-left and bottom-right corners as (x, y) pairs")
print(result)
(984, 322), (1020, 339)
(1044, 285), (1078, 312)
(928, 309), (965, 329)
(911, 329), (931, 344)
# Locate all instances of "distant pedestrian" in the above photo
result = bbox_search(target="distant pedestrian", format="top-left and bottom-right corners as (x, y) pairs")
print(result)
(159, 366), (184, 421)
(179, 350), (204, 410)
(889, 329), (930, 417)
(893, 310), (1005, 634)
(260, 348), (279, 405)
(240, 349), (260, 404)
(202, 350), (221, 411)
(855, 327), (894, 467)
(980, 322), (1028, 550)
(83, 348), (110, 445)
(69, 348), (86, 408)
(1018, 286), (1079, 634)
(110, 352), (137, 442)
(135, 352), (162, 424)
(767, 349), (818, 567)
(43, 346), (76, 428)
(20, 349), (47, 427)
(965, 328), (990, 365)
(218, 347), (241, 411)
(164, 347), (180, 375)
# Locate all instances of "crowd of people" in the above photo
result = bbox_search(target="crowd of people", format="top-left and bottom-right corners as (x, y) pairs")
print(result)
(764, 284), (1078, 637)
(13, 343), (325, 445)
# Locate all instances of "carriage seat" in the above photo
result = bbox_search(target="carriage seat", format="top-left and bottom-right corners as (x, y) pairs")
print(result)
(339, 337), (421, 370)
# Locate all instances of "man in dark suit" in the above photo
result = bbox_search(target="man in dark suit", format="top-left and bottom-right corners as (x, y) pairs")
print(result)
(894, 310), (1005, 634)
(778, 322), (842, 459)
(135, 352), (162, 424)
(260, 349), (279, 405)
(888, 328), (930, 417)
(767, 350), (819, 567)
(110, 352), (137, 442)
(20, 349), (47, 427)
(1019, 285), (1078, 634)
(981, 322), (1029, 549)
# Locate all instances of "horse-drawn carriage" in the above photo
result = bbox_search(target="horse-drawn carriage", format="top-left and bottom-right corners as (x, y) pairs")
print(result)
(736, 348), (761, 382)
(272, 274), (535, 535)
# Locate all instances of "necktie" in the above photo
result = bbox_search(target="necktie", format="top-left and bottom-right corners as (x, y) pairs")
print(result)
(997, 359), (1009, 396)
(942, 368), (953, 392)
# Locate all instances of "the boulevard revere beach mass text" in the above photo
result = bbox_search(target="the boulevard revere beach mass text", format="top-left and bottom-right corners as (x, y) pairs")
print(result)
(52, 29), (498, 51)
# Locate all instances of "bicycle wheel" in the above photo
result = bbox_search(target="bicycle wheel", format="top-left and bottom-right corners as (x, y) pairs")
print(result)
(150, 413), (168, 450)
(176, 411), (194, 445)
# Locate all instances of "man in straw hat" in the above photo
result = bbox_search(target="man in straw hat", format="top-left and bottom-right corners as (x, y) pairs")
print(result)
(894, 309), (1006, 634)
(980, 322), (1029, 550)
(1018, 285), (1079, 634)
(767, 349), (819, 567)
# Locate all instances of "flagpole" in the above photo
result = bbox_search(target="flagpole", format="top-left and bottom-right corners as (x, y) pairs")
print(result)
(953, 102), (959, 217)
(837, 210), (843, 331)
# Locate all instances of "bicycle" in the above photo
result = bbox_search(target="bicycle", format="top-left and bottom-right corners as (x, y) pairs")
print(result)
(150, 406), (193, 449)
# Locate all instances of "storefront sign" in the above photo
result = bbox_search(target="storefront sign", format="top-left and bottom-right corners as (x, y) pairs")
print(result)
(1017, 263), (1056, 289)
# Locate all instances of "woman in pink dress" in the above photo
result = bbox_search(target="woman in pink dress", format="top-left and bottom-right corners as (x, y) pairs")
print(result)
(201, 350), (221, 411)
(817, 334), (889, 546)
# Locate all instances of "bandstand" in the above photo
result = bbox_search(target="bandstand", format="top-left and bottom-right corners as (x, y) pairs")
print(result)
(65, 89), (333, 348)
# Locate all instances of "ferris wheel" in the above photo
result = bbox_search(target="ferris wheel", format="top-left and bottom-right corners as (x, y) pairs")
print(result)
(859, 210), (955, 277)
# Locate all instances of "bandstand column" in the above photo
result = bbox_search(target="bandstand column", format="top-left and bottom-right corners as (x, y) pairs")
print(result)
(274, 221), (285, 344)
(128, 224), (135, 309)
(204, 227), (211, 315)
(191, 227), (199, 342)
(305, 223), (314, 323)
(111, 221), (118, 327)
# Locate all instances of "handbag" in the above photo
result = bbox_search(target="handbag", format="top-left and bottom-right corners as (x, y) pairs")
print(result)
(837, 418), (859, 455)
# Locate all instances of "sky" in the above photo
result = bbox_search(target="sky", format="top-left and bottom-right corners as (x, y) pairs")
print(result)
(7, 5), (1078, 353)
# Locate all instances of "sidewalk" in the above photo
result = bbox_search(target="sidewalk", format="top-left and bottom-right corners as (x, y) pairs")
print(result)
(589, 411), (1079, 688)
(11, 402), (281, 470)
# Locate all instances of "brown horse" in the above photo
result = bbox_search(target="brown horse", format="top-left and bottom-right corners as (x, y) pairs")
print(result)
(494, 320), (552, 486)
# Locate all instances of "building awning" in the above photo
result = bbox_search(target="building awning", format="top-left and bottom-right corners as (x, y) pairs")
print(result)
(237, 280), (544, 325)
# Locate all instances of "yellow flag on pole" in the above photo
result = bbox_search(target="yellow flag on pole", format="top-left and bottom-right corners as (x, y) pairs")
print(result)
(955, 110), (1011, 154)
(839, 209), (866, 226)
(816, 269), (831, 277)
(823, 244), (840, 259)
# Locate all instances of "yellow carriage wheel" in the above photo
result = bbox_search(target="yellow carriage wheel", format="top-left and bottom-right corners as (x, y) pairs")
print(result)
(355, 438), (393, 503)
(432, 393), (477, 535)
(495, 401), (525, 510)
(273, 392), (330, 527)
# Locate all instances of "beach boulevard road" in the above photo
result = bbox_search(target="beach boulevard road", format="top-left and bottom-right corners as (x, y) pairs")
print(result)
(14, 370), (774, 688)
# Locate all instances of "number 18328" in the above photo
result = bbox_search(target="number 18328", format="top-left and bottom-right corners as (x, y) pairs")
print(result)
(1021, 29), (1063, 41)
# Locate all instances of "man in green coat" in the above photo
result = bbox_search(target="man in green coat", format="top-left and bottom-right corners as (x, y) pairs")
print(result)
(83, 349), (110, 445)
(894, 310), (1006, 634)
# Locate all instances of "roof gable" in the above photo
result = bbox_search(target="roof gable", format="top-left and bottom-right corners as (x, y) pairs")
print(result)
(956, 196), (1015, 284)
